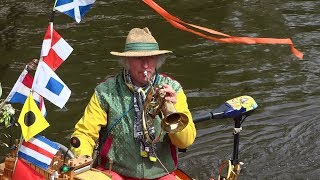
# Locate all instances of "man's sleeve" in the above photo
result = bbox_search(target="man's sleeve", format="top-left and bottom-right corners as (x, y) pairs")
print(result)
(71, 92), (107, 157)
(169, 89), (196, 149)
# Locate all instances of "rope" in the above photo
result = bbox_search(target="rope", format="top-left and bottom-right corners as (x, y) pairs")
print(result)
(153, 146), (175, 180)
(101, 106), (134, 143)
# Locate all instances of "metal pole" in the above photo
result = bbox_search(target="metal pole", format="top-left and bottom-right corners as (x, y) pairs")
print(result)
(232, 116), (241, 165)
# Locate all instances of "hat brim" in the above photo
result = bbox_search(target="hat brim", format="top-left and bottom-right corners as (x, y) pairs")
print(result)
(110, 50), (172, 57)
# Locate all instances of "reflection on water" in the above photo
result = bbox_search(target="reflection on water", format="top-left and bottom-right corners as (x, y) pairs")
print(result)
(0, 3), (25, 51)
(1, 0), (320, 179)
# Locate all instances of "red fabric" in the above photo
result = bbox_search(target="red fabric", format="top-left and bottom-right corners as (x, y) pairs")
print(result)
(43, 50), (64, 71)
(158, 172), (177, 180)
(95, 166), (177, 180)
(21, 140), (56, 159)
(100, 136), (113, 166)
(97, 136), (178, 179)
(96, 166), (125, 180)
(42, 24), (63, 71)
(42, 23), (72, 71)
(21, 72), (33, 89)
(169, 142), (178, 166)
(12, 158), (45, 180)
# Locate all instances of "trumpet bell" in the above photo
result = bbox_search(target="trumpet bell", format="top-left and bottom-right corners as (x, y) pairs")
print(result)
(161, 112), (189, 133)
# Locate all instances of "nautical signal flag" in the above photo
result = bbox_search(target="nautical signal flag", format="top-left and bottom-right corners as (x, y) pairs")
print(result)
(32, 61), (71, 109)
(18, 94), (49, 142)
(6, 69), (47, 116)
(54, 0), (96, 23)
(41, 23), (73, 71)
(18, 135), (60, 170)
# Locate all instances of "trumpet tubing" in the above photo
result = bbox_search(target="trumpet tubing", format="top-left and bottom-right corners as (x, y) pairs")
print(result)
(142, 84), (189, 144)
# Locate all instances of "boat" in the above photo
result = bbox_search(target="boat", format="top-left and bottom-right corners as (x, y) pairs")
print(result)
(0, 143), (191, 180)
(0, 95), (257, 180)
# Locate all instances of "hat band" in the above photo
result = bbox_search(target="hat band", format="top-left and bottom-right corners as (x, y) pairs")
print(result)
(125, 43), (159, 51)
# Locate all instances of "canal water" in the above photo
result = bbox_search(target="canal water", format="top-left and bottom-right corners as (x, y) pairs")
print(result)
(1, 0), (320, 179)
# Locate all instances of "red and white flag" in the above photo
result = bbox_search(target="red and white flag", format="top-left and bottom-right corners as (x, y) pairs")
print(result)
(6, 69), (47, 116)
(41, 23), (73, 71)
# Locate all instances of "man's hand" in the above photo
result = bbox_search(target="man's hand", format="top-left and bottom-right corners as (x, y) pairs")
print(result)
(160, 84), (177, 104)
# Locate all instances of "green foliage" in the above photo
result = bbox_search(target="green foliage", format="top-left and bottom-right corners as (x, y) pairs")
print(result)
(0, 82), (16, 128)
(0, 104), (15, 128)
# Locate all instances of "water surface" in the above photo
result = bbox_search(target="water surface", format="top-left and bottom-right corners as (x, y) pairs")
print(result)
(1, 0), (320, 179)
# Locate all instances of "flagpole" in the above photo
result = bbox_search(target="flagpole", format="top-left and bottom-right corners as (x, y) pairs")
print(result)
(10, 0), (61, 173)
(50, 0), (58, 23)
(0, 98), (8, 110)
(32, 0), (58, 89)
(12, 134), (23, 173)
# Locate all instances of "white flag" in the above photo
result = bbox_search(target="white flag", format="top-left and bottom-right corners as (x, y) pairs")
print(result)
(32, 61), (71, 108)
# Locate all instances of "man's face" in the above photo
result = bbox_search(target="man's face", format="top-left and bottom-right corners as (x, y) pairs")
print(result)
(127, 56), (157, 86)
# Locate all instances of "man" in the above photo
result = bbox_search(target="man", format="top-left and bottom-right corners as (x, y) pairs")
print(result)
(71, 27), (196, 179)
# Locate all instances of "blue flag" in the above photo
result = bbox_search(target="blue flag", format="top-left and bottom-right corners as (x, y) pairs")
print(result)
(54, 0), (96, 23)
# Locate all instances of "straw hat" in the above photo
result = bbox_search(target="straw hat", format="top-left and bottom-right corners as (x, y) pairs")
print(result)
(110, 27), (172, 57)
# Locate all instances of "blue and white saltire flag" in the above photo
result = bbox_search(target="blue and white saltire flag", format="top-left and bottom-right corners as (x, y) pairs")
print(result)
(32, 61), (71, 109)
(54, 0), (96, 23)
(18, 135), (60, 170)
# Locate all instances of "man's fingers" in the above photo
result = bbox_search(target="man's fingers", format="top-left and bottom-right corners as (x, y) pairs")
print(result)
(161, 84), (177, 103)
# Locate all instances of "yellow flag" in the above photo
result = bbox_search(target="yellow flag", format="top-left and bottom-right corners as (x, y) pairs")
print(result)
(18, 94), (50, 141)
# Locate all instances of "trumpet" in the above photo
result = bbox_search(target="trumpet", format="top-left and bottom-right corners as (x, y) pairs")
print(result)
(142, 71), (189, 143)
(160, 100), (189, 133)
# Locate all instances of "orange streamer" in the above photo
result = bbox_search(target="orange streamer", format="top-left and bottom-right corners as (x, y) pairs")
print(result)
(143, 0), (303, 59)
